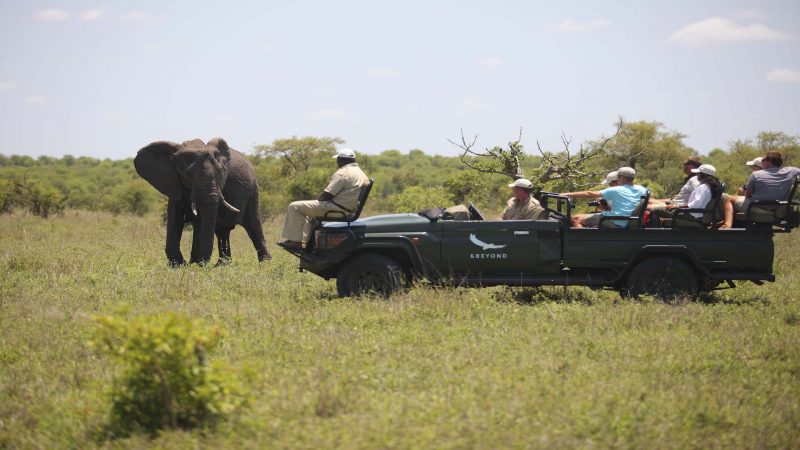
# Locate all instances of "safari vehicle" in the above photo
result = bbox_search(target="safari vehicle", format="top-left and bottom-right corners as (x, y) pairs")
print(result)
(281, 177), (800, 299)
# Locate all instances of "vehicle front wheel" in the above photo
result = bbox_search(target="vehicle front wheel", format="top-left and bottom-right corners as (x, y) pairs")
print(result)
(336, 254), (407, 298)
(622, 257), (698, 301)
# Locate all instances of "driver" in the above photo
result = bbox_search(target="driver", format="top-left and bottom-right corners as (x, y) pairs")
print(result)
(501, 178), (548, 220)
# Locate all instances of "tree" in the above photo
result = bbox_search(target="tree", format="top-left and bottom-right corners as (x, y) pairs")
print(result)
(252, 136), (344, 176)
(449, 120), (624, 190)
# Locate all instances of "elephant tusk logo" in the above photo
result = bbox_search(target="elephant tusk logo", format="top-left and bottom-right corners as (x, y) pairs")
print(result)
(469, 233), (507, 250)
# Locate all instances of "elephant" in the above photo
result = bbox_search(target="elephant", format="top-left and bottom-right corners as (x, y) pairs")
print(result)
(134, 137), (271, 266)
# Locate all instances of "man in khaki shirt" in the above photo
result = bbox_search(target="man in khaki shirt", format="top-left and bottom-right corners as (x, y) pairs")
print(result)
(501, 178), (548, 220)
(279, 149), (370, 248)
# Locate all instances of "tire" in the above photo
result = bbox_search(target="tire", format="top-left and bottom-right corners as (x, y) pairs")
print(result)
(336, 254), (407, 298)
(623, 257), (698, 301)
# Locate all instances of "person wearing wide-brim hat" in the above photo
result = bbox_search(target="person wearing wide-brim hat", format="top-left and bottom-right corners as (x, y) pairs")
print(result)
(279, 148), (369, 249)
(501, 178), (548, 220)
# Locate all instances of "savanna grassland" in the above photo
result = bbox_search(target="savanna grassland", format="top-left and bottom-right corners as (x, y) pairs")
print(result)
(1, 210), (800, 449)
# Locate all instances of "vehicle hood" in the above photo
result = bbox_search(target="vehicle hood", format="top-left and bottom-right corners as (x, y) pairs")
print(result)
(323, 213), (430, 229)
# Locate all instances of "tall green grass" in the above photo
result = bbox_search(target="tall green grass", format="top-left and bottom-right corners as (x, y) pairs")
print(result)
(1, 211), (799, 448)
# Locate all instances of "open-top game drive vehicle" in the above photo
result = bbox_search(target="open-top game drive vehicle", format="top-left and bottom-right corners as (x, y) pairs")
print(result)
(281, 177), (800, 300)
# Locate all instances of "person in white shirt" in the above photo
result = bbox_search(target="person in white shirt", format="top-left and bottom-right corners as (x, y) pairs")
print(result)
(667, 164), (731, 227)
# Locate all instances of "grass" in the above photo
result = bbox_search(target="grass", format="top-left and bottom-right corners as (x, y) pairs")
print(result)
(1, 210), (799, 448)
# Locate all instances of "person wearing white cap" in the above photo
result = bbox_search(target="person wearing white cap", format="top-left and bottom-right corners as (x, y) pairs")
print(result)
(561, 167), (648, 228)
(649, 156), (703, 221)
(501, 178), (548, 220)
(601, 170), (619, 187)
(665, 164), (728, 223)
(279, 148), (369, 249)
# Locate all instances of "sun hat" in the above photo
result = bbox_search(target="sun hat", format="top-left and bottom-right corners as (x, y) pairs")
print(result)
(745, 157), (763, 168)
(601, 171), (619, 186)
(617, 167), (636, 178)
(691, 164), (717, 176)
(508, 178), (534, 189)
(332, 148), (356, 159)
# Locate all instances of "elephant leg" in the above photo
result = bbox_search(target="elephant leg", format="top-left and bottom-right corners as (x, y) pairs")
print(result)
(165, 200), (186, 266)
(216, 227), (233, 266)
(243, 196), (271, 261)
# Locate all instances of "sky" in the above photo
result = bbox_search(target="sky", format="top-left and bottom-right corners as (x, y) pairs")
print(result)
(0, 0), (799, 159)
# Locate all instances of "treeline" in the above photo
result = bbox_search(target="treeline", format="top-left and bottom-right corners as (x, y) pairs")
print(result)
(1, 121), (798, 218)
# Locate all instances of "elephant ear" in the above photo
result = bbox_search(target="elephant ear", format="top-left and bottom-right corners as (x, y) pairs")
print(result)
(207, 137), (232, 179)
(134, 141), (184, 200)
(207, 137), (231, 159)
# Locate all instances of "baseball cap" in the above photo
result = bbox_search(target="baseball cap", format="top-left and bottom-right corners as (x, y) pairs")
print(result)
(508, 178), (534, 189)
(617, 167), (636, 178)
(332, 148), (356, 159)
(746, 157), (763, 168)
(691, 164), (717, 176)
(601, 171), (619, 186)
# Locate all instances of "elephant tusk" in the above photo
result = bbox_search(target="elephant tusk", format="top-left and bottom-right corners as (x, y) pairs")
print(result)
(221, 197), (240, 214)
(191, 202), (198, 216)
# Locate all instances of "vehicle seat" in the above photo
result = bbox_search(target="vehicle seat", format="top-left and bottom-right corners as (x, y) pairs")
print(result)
(671, 182), (726, 229)
(322, 178), (374, 223)
(739, 175), (800, 231)
(597, 191), (651, 229)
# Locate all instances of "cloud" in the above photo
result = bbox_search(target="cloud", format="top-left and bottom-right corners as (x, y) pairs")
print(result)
(550, 18), (610, 32)
(0, 80), (17, 91)
(24, 96), (47, 105)
(735, 9), (768, 21)
(78, 9), (106, 21)
(308, 109), (352, 120)
(766, 68), (800, 83)
(34, 8), (70, 21)
(366, 68), (397, 77)
(474, 57), (503, 68)
(123, 11), (156, 24)
(668, 17), (791, 45)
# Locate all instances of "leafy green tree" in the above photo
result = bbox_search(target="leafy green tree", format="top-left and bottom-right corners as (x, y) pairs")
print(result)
(253, 136), (344, 176)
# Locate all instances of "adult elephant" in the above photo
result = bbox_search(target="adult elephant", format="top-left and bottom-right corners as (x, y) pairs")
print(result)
(134, 137), (270, 266)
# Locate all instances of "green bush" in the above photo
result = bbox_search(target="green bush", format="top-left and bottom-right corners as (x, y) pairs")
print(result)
(23, 180), (64, 217)
(388, 185), (454, 212)
(106, 181), (155, 216)
(91, 312), (249, 437)
(0, 179), (14, 213)
(285, 168), (331, 201)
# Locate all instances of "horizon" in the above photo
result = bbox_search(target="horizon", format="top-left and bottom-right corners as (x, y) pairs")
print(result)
(1, 0), (798, 159)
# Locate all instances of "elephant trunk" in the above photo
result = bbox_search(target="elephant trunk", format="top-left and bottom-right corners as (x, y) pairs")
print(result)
(190, 184), (220, 264)
(193, 201), (219, 264)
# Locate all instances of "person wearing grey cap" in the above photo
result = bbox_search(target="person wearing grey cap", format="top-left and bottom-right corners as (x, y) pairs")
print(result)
(561, 167), (647, 228)
(501, 178), (548, 220)
(279, 148), (369, 249)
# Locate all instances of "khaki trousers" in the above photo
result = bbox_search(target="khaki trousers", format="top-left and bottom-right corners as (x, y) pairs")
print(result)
(281, 200), (345, 243)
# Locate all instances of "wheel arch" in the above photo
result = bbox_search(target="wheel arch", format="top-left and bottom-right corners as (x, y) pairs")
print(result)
(619, 245), (712, 285)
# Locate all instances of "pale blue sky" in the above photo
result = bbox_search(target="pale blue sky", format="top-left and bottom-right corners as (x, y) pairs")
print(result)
(1, 0), (798, 159)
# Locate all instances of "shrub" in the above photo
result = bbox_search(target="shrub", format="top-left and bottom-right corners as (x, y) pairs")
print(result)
(22, 180), (64, 217)
(106, 182), (155, 216)
(91, 312), (249, 437)
(388, 185), (454, 212)
(0, 179), (14, 213)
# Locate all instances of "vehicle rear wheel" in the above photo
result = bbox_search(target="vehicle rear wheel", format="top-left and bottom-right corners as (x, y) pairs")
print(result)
(336, 254), (407, 298)
(623, 257), (698, 301)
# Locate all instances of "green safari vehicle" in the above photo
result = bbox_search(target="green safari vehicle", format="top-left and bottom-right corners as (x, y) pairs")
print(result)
(282, 180), (799, 299)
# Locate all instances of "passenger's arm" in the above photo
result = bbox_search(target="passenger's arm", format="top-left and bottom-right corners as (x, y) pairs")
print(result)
(563, 190), (602, 199)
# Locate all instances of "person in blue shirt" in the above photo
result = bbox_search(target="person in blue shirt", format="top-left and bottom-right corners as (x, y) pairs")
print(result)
(561, 167), (649, 228)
